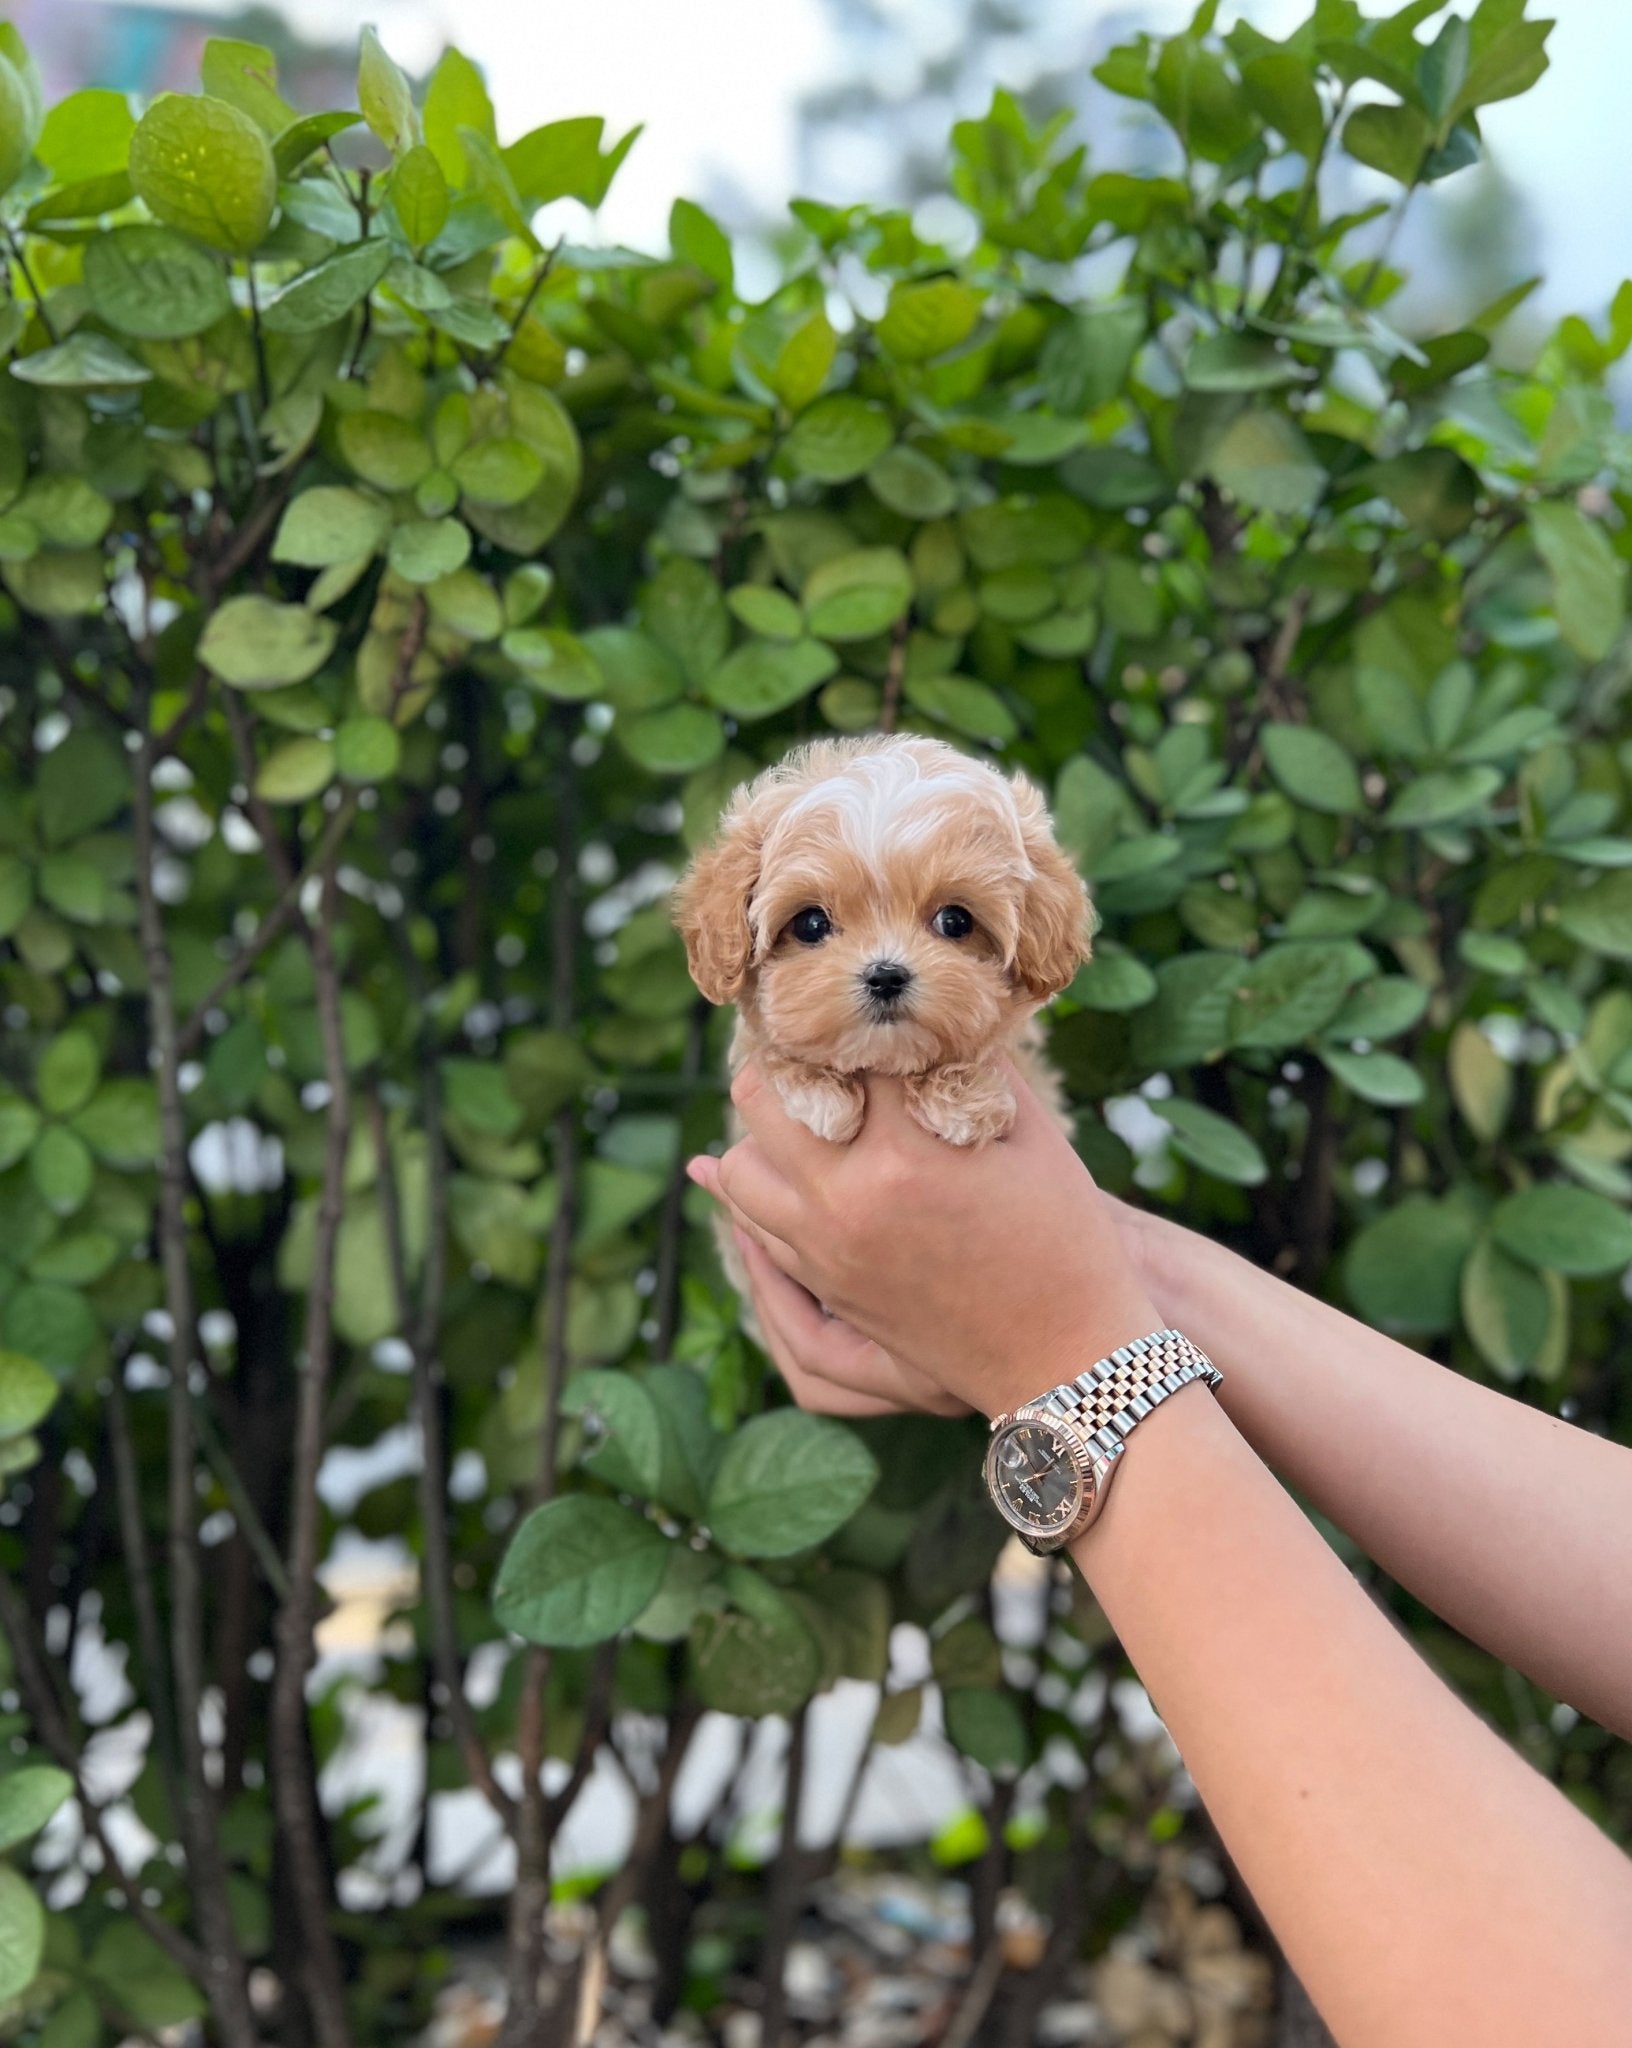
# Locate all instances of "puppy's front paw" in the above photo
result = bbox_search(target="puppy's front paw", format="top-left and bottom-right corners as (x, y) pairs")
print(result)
(906, 1064), (1016, 1147)
(776, 1069), (865, 1144)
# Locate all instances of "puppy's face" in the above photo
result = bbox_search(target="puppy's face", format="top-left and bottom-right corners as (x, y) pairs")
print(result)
(676, 738), (1092, 1075)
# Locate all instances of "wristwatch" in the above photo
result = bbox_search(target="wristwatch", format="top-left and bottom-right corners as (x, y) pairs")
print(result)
(983, 1328), (1221, 1556)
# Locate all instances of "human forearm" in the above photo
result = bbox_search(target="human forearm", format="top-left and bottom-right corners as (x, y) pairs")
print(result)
(1123, 1205), (1632, 1738)
(1074, 1385), (1632, 2047)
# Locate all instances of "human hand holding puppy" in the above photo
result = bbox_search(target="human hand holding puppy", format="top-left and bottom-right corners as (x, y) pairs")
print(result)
(686, 1058), (1160, 1424)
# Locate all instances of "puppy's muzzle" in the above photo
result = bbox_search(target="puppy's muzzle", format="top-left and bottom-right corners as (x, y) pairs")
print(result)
(861, 959), (913, 1015)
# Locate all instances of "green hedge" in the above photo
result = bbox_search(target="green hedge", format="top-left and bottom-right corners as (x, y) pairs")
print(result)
(0, 1), (1628, 2041)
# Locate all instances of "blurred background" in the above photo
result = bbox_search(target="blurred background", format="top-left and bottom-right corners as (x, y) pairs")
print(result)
(17, 0), (1632, 341)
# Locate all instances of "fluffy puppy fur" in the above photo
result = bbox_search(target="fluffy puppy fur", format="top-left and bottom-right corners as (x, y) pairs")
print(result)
(675, 735), (1093, 1149)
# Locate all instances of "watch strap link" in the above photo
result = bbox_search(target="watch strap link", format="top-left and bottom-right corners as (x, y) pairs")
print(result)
(1035, 1328), (1220, 1462)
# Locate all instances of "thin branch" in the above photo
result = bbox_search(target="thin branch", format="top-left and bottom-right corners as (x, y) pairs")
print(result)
(4, 224), (57, 343)
(132, 715), (260, 2048)
(104, 1368), (186, 1831)
(477, 239), (562, 379)
(192, 1391), (292, 1603)
(878, 614), (909, 734)
(366, 1083), (514, 1831)
(269, 852), (357, 2048)
(758, 1703), (811, 2048)
(0, 1568), (209, 1986)
(177, 793), (360, 1061)
(222, 692), (298, 890)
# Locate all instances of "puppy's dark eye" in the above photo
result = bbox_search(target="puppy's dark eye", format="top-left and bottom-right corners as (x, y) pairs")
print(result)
(932, 904), (974, 940)
(788, 907), (833, 946)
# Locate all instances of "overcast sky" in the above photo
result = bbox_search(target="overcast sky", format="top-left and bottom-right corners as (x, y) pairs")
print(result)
(113, 0), (1632, 324)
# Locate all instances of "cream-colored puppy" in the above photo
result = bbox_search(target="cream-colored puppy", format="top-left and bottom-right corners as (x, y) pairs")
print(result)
(675, 735), (1092, 1149)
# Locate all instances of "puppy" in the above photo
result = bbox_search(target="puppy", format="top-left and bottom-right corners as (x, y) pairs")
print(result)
(674, 735), (1093, 1150)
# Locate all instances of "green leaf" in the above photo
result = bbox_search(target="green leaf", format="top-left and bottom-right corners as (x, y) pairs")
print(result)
(255, 737), (335, 804)
(0, 1766), (72, 1853)
(618, 703), (725, 776)
(1229, 942), (1354, 1050)
(0, 1093), (40, 1171)
(1066, 944), (1157, 1014)
(0, 45), (40, 196)
(493, 1495), (668, 1647)
(271, 109), (362, 177)
(423, 47), (495, 186)
(1130, 951), (1241, 1069)
(199, 37), (294, 135)
(38, 87), (133, 181)
(451, 438), (544, 507)
(578, 627), (682, 713)
(128, 92), (276, 253)
(1207, 410), (1325, 514)
(334, 716), (400, 784)
(0, 856), (28, 940)
(1153, 34), (1256, 160)
(782, 395), (893, 482)
(689, 1568), (822, 1717)
(38, 853), (104, 926)
(503, 627), (602, 702)
(669, 197), (733, 289)
(1157, 1097), (1268, 1185)
(82, 225), (230, 340)
(1261, 722), (1362, 815)
(358, 26), (420, 155)
(704, 637), (837, 720)
(1557, 871), (1632, 962)
(1529, 500), (1625, 662)
(931, 1615), (1002, 1690)
(272, 486), (389, 568)
(389, 142), (449, 249)
(642, 558), (730, 685)
(770, 310), (836, 411)
(1447, 18), (1551, 124)
(0, 1864), (44, 2004)
(71, 1081), (161, 1167)
(30, 1126), (92, 1215)
(706, 1409), (878, 1557)
(1342, 100), (1430, 183)
(199, 596), (337, 688)
(1347, 1196), (1477, 1335)
(1383, 766), (1502, 828)
(39, 730), (127, 845)
(877, 278), (984, 362)
(1038, 301), (1145, 413)
(903, 673), (1017, 744)
(504, 115), (604, 205)
(0, 1352), (59, 1440)
(1321, 1046), (1425, 1106)
(563, 1369), (663, 1496)
(726, 584), (803, 640)
(1491, 1184), (1632, 1279)
(1240, 49), (1324, 154)
(261, 239), (394, 336)
(10, 332), (151, 390)
(38, 1031), (100, 1117)
(1448, 1021), (1512, 1141)
(1461, 1234), (1567, 1383)
(36, 1986), (99, 2048)
(804, 547), (913, 641)
(338, 410), (434, 492)
(868, 443), (958, 520)
(943, 1687), (1028, 1775)
(87, 1921), (206, 2030)
(1186, 331), (1307, 392)
(388, 517), (470, 585)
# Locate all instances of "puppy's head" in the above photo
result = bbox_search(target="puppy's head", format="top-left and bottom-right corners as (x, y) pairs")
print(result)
(674, 736), (1092, 1075)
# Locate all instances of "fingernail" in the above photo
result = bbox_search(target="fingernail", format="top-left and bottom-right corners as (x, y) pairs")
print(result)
(685, 1157), (707, 1186)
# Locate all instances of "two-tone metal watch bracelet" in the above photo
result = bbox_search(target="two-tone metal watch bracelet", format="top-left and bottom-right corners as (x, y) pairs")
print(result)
(1035, 1328), (1222, 1462)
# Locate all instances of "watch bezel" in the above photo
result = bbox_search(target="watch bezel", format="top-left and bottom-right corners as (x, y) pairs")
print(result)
(982, 1404), (1102, 1555)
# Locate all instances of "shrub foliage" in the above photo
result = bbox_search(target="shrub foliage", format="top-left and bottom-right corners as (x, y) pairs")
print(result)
(0, 0), (1627, 2041)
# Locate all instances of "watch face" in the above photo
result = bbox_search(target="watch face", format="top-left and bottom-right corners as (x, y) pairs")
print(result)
(985, 1420), (1087, 1539)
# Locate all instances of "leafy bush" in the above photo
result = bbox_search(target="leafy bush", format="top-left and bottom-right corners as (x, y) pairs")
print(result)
(0, 1), (1628, 2042)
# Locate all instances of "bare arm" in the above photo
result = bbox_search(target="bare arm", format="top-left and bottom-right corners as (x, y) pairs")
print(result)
(692, 1065), (1632, 2048)
(1114, 1202), (1632, 1742)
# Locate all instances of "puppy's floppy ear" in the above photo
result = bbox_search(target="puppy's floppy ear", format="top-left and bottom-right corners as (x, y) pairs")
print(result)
(1010, 771), (1095, 1001)
(673, 802), (765, 1005)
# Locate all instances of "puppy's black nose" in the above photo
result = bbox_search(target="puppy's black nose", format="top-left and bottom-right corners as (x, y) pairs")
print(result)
(863, 960), (912, 1004)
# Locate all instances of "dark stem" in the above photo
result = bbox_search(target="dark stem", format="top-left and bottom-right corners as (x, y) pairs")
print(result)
(757, 1704), (811, 2048)
(367, 1082), (515, 1830)
(104, 1369), (186, 1829)
(121, 722), (261, 2048)
(269, 851), (357, 2048)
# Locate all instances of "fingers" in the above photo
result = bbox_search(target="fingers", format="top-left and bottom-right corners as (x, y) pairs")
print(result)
(738, 1234), (971, 1420)
(687, 1150), (816, 1290)
(728, 1062), (847, 1182)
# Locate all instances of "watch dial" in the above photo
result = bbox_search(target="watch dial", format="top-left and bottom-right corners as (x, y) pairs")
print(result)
(988, 1422), (1085, 1536)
